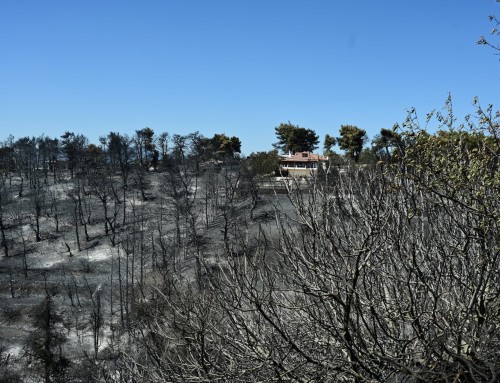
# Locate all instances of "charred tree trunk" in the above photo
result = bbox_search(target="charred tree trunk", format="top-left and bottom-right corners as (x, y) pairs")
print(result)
(0, 213), (8, 257)
(74, 204), (81, 252)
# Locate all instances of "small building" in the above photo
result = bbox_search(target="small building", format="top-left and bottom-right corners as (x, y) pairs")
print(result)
(279, 152), (327, 177)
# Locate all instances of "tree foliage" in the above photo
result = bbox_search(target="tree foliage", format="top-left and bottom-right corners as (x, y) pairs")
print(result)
(402, 96), (499, 221)
(337, 124), (367, 162)
(193, 133), (241, 160)
(248, 150), (279, 175)
(323, 134), (336, 156)
(212, 133), (241, 157)
(274, 122), (319, 154)
(371, 126), (405, 162)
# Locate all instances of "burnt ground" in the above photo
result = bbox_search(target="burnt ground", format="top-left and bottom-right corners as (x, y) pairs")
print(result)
(0, 168), (294, 378)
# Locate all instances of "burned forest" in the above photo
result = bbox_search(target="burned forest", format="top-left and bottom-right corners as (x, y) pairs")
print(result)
(0, 108), (499, 383)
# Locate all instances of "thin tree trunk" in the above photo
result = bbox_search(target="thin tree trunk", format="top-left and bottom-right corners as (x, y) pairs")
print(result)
(74, 205), (81, 252)
(9, 267), (15, 298)
(122, 186), (127, 226)
(21, 233), (28, 278)
(35, 209), (41, 242)
(0, 213), (8, 257)
(117, 247), (124, 328)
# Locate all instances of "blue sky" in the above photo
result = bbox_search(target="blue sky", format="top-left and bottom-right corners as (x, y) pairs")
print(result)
(1, 0), (498, 155)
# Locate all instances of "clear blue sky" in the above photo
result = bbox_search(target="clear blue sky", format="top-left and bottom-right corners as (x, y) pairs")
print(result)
(1, 0), (498, 155)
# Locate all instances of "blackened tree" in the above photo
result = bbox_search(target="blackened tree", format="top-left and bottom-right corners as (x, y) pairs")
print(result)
(103, 132), (133, 224)
(25, 296), (70, 383)
(37, 136), (59, 184)
(134, 127), (156, 169)
(60, 132), (88, 179)
(0, 178), (9, 257)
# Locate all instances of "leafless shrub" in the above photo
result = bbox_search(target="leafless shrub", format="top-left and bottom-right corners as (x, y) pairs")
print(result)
(0, 300), (22, 323)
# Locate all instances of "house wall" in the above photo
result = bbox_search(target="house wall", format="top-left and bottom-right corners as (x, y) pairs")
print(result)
(280, 167), (318, 177)
(287, 168), (314, 176)
(281, 162), (317, 169)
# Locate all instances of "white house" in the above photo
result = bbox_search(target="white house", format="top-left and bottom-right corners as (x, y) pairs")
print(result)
(279, 152), (327, 177)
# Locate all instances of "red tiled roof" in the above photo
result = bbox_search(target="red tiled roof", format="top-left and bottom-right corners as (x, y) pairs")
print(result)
(280, 152), (327, 162)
